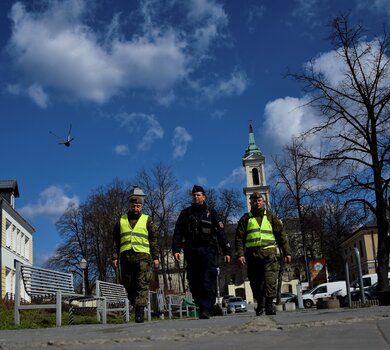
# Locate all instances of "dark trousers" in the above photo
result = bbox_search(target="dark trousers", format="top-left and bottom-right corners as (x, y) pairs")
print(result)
(185, 247), (218, 312)
(247, 253), (278, 303)
(120, 250), (151, 307)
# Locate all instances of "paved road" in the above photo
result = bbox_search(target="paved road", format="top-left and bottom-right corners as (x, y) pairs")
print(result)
(1, 305), (390, 350)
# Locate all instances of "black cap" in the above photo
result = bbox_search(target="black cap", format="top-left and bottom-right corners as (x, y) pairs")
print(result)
(192, 185), (205, 194)
(249, 192), (263, 199)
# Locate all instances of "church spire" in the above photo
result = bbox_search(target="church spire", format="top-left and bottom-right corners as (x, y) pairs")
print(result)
(244, 124), (262, 158)
(242, 123), (269, 210)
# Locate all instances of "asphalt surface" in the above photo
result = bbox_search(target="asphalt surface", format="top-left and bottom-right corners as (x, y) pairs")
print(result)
(1, 305), (390, 350)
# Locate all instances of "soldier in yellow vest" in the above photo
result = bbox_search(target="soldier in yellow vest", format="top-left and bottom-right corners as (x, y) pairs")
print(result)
(112, 186), (160, 323)
(235, 192), (292, 315)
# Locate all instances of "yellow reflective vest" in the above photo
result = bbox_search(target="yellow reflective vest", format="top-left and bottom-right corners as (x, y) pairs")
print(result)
(245, 211), (276, 249)
(119, 214), (150, 254)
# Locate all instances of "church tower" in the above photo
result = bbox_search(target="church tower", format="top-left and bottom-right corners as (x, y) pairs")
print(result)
(242, 124), (270, 210)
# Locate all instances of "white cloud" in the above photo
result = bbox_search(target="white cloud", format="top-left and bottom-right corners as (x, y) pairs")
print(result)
(27, 83), (49, 108)
(19, 185), (79, 220)
(308, 50), (346, 87)
(172, 126), (192, 159)
(114, 144), (129, 155)
(217, 167), (245, 188)
(195, 68), (249, 101)
(309, 40), (389, 90)
(116, 112), (164, 151)
(6, 82), (49, 107)
(6, 84), (21, 95)
(156, 90), (176, 106)
(210, 109), (227, 119)
(187, 0), (228, 55)
(5, 0), (232, 107)
(265, 40), (388, 152)
(263, 96), (318, 148)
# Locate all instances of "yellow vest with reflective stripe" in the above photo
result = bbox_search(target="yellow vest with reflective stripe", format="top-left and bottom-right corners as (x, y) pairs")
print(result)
(119, 214), (150, 254)
(245, 211), (276, 249)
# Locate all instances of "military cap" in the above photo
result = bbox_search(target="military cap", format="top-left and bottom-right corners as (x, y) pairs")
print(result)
(192, 185), (205, 194)
(249, 192), (263, 199)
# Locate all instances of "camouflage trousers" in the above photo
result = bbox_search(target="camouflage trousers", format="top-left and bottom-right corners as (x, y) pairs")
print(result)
(120, 250), (152, 307)
(246, 252), (278, 304)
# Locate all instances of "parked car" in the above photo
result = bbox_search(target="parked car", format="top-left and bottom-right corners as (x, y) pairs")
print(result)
(302, 281), (347, 309)
(273, 293), (297, 304)
(350, 273), (390, 291)
(226, 296), (247, 313)
(222, 295), (234, 307)
(351, 278), (390, 301)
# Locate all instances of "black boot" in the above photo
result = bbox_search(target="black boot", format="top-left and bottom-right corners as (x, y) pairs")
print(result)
(135, 306), (145, 323)
(265, 297), (276, 315)
(199, 308), (210, 319)
(255, 304), (264, 316)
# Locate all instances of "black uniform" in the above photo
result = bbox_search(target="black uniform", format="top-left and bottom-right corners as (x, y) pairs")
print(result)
(172, 203), (231, 314)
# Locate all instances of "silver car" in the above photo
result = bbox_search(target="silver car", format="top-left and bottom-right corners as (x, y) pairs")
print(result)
(226, 297), (247, 313)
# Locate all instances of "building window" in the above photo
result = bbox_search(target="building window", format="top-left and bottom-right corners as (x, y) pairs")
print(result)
(25, 237), (30, 261)
(12, 226), (17, 251)
(359, 240), (364, 258)
(16, 229), (21, 255)
(252, 168), (260, 185)
(6, 220), (12, 247)
(20, 233), (25, 257)
(5, 268), (12, 296)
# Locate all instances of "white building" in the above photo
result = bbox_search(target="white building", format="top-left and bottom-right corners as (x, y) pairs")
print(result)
(0, 180), (34, 301)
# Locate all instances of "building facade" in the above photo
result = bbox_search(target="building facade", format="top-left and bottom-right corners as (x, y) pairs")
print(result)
(340, 222), (387, 282)
(0, 180), (34, 300)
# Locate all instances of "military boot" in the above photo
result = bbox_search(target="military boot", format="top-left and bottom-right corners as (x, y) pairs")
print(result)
(255, 304), (264, 316)
(265, 297), (276, 315)
(135, 306), (145, 323)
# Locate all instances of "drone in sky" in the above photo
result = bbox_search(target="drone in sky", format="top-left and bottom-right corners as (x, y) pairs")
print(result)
(49, 124), (74, 147)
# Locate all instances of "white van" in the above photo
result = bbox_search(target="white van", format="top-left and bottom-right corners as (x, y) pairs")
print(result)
(350, 273), (390, 291)
(302, 281), (347, 309)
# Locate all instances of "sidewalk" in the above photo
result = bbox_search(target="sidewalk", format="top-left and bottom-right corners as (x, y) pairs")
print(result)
(1, 305), (390, 350)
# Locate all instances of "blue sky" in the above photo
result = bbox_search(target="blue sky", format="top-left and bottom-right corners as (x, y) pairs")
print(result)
(1, 0), (389, 266)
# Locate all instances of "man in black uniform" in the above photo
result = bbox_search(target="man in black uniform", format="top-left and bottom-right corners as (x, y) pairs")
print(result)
(172, 185), (231, 319)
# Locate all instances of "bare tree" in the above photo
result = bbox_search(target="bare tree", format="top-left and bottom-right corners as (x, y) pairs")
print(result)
(272, 138), (320, 287)
(315, 196), (360, 280)
(290, 15), (390, 292)
(206, 188), (245, 225)
(45, 202), (92, 294)
(136, 163), (182, 293)
(46, 178), (132, 292)
(83, 178), (131, 282)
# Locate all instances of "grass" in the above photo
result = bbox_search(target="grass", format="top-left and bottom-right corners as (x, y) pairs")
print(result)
(0, 301), (127, 330)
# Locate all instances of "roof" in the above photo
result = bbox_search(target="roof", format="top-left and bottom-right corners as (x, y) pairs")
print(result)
(0, 180), (20, 197)
(339, 219), (378, 246)
(243, 124), (263, 158)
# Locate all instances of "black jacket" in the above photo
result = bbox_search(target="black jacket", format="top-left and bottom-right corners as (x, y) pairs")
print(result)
(172, 203), (231, 256)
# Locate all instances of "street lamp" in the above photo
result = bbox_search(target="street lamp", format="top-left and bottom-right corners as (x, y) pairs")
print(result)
(79, 258), (87, 296)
